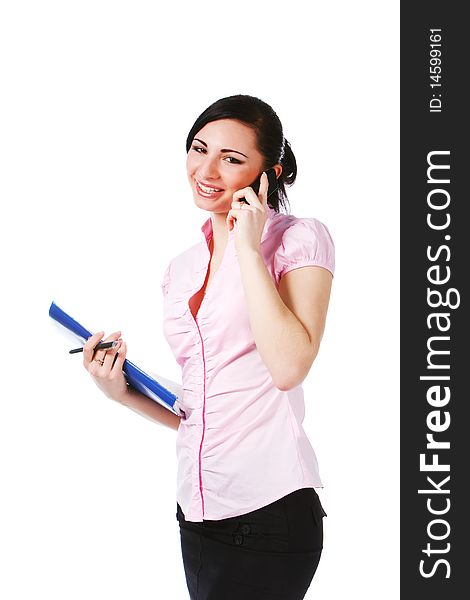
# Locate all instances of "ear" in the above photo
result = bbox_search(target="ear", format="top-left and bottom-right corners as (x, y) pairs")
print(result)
(272, 164), (283, 179)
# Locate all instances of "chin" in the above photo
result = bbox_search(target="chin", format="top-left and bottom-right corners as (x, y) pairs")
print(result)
(195, 199), (227, 211)
(194, 192), (229, 208)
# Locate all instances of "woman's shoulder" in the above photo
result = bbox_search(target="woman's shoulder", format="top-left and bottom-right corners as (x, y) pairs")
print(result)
(269, 211), (335, 278)
(270, 210), (334, 245)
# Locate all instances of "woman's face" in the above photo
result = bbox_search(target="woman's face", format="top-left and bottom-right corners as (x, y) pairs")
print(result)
(186, 118), (266, 214)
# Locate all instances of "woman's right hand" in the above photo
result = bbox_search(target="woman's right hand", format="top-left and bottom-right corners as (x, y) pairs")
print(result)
(83, 330), (129, 403)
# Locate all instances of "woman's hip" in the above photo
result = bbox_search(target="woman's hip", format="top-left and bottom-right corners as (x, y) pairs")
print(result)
(176, 487), (326, 554)
(176, 488), (326, 599)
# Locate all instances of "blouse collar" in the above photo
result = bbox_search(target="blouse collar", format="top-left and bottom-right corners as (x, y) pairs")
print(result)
(200, 204), (278, 246)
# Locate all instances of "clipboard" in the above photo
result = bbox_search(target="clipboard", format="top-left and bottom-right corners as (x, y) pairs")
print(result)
(49, 301), (183, 415)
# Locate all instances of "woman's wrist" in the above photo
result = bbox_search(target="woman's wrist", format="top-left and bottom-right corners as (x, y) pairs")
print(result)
(114, 383), (132, 405)
(236, 246), (261, 262)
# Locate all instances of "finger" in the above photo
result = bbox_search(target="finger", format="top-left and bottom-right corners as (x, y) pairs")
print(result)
(93, 331), (122, 364)
(226, 208), (235, 231)
(83, 331), (105, 368)
(232, 188), (263, 210)
(259, 172), (269, 206)
(226, 206), (257, 231)
(111, 341), (127, 374)
(226, 207), (242, 231)
(101, 338), (122, 372)
(228, 207), (258, 221)
(232, 187), (262, 209)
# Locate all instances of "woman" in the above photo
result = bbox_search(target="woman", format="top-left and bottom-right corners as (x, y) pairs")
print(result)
(83, 94), (335, 599)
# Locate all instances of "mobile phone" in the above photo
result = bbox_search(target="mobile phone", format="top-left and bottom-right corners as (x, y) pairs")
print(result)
(240, 167), (279, 204)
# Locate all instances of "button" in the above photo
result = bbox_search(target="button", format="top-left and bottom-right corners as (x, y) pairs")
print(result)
(240, 524), (251, 535)
(233, 534), (244, 545)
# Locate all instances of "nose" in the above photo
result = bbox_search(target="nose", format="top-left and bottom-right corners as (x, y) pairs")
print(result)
(198, 155), (222, 182)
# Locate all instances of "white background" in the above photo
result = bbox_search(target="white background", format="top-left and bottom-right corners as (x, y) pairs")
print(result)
(0, 1), (399, 598)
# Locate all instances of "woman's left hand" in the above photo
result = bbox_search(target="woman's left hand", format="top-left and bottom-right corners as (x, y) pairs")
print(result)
(227, 171), (269, 256)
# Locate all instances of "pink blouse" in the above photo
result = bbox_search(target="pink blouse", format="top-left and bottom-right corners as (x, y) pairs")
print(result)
(161, 205), (335, 522)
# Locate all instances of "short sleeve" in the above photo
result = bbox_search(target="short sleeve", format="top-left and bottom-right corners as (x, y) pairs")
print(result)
(273, 218), (335, 283)
(161, 259), (172, 297)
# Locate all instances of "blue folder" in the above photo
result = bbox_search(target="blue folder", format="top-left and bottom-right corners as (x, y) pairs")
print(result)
(49, 301), (180, 415)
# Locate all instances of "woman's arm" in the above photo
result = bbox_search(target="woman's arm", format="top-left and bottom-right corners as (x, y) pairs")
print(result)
(82, 332), (181, 430)
(116, 387), (181, 431)
(237, 248), (332, 391)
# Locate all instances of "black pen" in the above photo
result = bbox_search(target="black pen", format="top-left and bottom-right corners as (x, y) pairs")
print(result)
(69, 341), (118, 354)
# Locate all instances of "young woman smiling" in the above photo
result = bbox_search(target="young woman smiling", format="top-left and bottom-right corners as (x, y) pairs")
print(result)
(83, 94), (335, 600)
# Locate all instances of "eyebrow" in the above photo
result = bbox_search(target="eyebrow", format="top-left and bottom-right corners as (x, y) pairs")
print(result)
(193, 138), (248, 159)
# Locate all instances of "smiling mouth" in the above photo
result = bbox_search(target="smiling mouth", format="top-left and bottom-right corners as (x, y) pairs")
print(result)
(195, 179), (224, 194)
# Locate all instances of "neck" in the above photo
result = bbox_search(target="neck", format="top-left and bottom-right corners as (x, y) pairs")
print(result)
(209, 211), (230, 254)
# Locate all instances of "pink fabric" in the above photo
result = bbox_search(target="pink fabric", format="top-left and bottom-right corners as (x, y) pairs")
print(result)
(161, 205), (335, 522)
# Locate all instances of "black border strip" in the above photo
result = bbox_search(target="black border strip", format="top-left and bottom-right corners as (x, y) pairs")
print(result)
(401, 3), (468, 597)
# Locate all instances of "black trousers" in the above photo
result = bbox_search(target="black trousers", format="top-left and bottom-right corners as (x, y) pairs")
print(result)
(176, 487), (327, 600)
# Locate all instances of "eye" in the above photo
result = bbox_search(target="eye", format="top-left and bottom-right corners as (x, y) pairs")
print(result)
(191, 145), (243, 165)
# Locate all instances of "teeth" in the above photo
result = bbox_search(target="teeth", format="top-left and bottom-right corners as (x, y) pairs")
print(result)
(197, 180), (222, 193)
